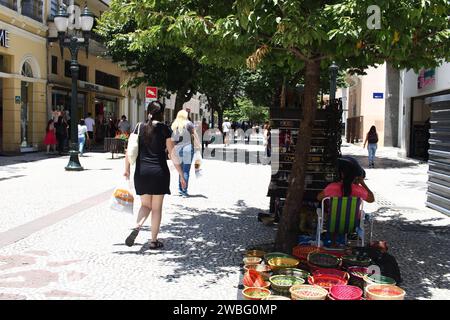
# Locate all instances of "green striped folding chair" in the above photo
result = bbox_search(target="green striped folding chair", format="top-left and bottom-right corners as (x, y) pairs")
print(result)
(316, 197), (366, 248)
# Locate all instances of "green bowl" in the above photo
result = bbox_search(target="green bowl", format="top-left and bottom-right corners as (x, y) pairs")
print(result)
(264, 252), (295, 263)
(274, 268), (310, 280)
(269, 275), (305, 294)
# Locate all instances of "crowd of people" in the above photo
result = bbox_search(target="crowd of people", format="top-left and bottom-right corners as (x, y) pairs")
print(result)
(44, 109), (132, 156)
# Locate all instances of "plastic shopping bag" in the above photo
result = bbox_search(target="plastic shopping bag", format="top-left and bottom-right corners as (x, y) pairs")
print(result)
(110, 180), (134, 214)
(193, 150), (203, 178)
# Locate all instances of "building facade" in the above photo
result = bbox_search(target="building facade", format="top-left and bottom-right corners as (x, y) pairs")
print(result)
(345, 64), (387, 147)
(0, 0), (48, 153)
(398, 63), (450, 160)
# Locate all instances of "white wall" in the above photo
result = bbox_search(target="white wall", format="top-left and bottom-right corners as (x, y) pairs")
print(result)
(398, 62), (450, 156)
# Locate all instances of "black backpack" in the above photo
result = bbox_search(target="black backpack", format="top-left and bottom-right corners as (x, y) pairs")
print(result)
(352, 247), (402, 284)
(368, 131), (378, 144)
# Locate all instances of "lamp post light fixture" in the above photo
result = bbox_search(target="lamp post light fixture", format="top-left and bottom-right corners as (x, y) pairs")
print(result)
(329, 62), (339, 103)
(53, 4), (95, 171)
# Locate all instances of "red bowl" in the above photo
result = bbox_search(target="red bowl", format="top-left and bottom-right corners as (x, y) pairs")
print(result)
(308, 275), (348, 290)
(330, 285), (363, 300)
(312, 268), (350, 281)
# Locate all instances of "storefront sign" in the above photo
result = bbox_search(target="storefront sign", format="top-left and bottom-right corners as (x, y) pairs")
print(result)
(146, 86), (158, 100)
(79, 81), (103, 92)
(373, 92), (384, 99)
(418, 68), (436, 90)
(0, 29), (10, 48)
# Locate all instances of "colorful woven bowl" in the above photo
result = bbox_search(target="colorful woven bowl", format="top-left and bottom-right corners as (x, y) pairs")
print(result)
(269, 275), (305, 294)
(274, 268), (310, 280)
(242, 287), (271, 300)
(264, 252), (295, 263)
(347, 267), (370, 289)
(245, 250), (266, 258)
(312, 268), (350, 281)
(243, 257), (262, 265)
(243, 270), (267, 288)
(268, 257), (300, 271)
(363, 274), (396, 289)
(342, 255), (372, 268)
(292, 245), (321, 261)
(308, 275), (348, 291)
(244, 281), (271, 290)
(290, 284), (328, 300)
(365, 284), (405, 300)
(307, 252), (341, 269)
(330, 285), (363, 300)
(243, 264), (272, 280)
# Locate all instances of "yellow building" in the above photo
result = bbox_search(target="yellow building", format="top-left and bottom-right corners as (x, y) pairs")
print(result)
(0, 0), (48, 153)
(0, 0), (139, 152)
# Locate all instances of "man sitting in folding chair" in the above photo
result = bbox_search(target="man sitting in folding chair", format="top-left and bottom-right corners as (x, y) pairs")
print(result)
(316, 158), (375, 248)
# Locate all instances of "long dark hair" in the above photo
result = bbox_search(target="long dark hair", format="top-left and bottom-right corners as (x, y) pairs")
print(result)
(369, 126), (377, 135)
(337, 160), (358, 196)
(46, 119), (53, 132)
(143, 101), (164, 145)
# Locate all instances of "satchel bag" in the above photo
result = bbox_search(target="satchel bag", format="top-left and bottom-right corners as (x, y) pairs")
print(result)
(127, 123), (141, 165)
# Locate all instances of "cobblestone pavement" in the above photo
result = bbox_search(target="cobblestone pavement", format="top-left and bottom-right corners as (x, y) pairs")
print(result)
(0, 148), (274, 299)
(342, 143), (450, 300)
(1, 142), (449, 300)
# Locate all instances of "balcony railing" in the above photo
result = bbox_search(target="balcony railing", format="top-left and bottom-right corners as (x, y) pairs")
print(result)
(21, 0), (43, 23)
(0, 0), (17, 10)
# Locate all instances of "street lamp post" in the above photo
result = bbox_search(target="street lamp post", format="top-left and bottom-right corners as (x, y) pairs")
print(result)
(329, 62), (339, 103)
(53, 4), (94, 171)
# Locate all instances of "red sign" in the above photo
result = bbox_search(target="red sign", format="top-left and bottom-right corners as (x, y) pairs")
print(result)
(145, 86), (158, 100)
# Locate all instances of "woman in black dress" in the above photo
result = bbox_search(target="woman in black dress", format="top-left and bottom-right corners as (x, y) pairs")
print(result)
(124, 102), (186, 249)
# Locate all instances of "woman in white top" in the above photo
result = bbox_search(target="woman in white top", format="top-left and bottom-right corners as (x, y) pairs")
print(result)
(78, 119), (89, 156)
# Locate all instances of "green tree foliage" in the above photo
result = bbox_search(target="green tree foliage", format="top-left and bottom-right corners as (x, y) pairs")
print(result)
(100, 0), (450, 251)
(224, 98), (269, 123)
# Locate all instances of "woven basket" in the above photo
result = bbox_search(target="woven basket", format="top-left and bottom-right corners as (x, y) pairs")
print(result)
(262, 295), (291, 300)
(292, 245), (321, 261)
(243, 257), (262, 265)
(269, 275), (305, 294)
(242, 287), (271, 300)
(365, 284), (405, 300)
(307, 252), (341, 269)
(290, 284), (328, 300)
(274, 268), (310, 280)
(347, 267), (370, 289)
(363, 274), (396, 290)
(245, 250), (266, 258)
(264, 252), (294, 263)
(308, 275), (348, 291)
(312, 268), (350, 281)
(330, 285), (363, 300)
(268, 257), (300, 271)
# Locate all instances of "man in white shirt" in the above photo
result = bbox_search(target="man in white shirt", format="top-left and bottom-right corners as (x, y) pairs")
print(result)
(84, 113), (95, 150)
(222, 117), (232, 147)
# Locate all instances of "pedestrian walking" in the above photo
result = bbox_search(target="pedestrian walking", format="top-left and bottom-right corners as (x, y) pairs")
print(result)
(108, 118), (117, 138)
(124, 102), (186, 249)
(55, 116), (68, 155)
(263, 122), (271, 158)
(43, 119), (57, 154)
(118, 115), (131, 134)
(78, 119), (89, 156)
(84, 113), (95, 150)
(201, 118), (209, 156)
(363, 126), (379, 168)
(172, 109), (199, 197)
(222, 117), (231, 147)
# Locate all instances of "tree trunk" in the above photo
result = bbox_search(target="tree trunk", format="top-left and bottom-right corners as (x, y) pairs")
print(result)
(173, 80), (195, 119)
(275, 60), (321, 253)
(217, 108), (224, 131)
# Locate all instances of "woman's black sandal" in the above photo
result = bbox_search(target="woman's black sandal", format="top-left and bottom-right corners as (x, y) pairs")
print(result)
(149, 240), (164, 249)
(125, 228), (139, 247)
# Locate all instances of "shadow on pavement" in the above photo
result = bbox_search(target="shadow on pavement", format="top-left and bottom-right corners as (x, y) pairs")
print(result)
(111, 201), (276, 287)
(347, 154), (421, 169)
(372, 209), (450, 300)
